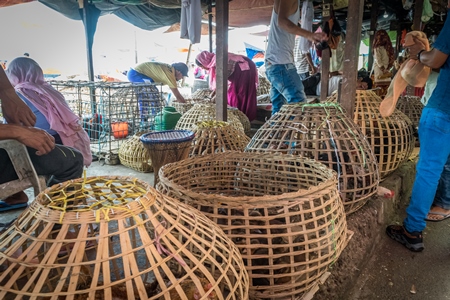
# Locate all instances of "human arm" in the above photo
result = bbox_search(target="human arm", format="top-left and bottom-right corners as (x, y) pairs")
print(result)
(0, 124), (55, 155)
(0, 67), (36, 126)
(409, 40), (449, 70)
(170, 87), (186, 103)
(275, 0), (327, 43)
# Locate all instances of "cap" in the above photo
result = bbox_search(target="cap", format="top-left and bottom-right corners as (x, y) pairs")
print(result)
(171, 62), (189, 77)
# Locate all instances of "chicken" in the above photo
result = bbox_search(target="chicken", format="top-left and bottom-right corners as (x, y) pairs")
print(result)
(167, 278), (218, 300)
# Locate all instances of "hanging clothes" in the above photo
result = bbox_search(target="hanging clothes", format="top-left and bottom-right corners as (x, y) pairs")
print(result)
(180, 0), (202, 44)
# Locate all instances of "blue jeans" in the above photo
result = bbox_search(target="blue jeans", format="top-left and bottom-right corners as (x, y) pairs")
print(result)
(434, 154), (450, 209)
(265, 63), (307, 115)
(404, 108), (450, 232)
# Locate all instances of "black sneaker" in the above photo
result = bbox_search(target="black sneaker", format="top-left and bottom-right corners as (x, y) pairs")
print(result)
(386, 224), (424, 252)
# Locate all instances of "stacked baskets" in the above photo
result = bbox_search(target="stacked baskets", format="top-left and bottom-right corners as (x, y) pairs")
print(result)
(0, 176), (249, 299)
(157, 151), (348, 299)
(245, 102), (379, 214)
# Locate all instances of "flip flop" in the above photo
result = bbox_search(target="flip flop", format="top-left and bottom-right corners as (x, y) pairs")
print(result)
(0, 201), (28, 212)
(425, 211), (450, 222)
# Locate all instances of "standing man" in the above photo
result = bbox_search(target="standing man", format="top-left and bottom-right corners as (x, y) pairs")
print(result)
(386, 0), (450, 252)
(265, 0), (327, 115)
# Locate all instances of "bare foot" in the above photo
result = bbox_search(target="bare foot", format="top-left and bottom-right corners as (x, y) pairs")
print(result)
(426, 206), (450, 221)
(3, 191), (28, 205)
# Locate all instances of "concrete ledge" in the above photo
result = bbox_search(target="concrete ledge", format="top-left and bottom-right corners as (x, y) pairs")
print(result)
(314, 159), (417, 299)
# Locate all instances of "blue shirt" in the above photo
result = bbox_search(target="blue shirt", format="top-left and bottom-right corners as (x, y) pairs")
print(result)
(426, 9), (450, 114)
(17, 92), (58, 136)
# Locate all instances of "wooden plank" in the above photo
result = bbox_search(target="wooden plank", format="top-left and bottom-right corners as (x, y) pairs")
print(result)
(340, 0), (364, 118)
(320, 0), (332, 102)
(413, 0), (424, 30)
(367, 0), (379, 72)
(215, 0), (229, 121)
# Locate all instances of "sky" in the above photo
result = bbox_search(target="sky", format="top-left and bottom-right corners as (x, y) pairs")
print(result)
(0, 2), (268, 77)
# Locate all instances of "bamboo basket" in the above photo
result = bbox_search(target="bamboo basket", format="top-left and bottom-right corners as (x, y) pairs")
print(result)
(172, 101), (195, 115)
(118, 131), (153, 173)
(0, 176), (249, 300)
(396, 95), (424, 130)
(328, 90), (415, 179)
(141, 130), (195, 187)
(175, 103), (244, 133)
(245, 102), (379, 214)
(228, 108), (251, 136)
(157, 151), (348, 300)
(256, 76), (271, 97)
(190, 121), (250, 157)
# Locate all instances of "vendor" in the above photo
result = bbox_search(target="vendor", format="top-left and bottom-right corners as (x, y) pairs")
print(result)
(127, 61), (189, 103)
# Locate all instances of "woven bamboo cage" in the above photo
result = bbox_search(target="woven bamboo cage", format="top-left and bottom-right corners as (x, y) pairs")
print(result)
(191, 88), (213, 100)
(157, 151), (348, 300)
(396, 95), (424, 130)
(190, 121), (250, 157)
(256, 76), (271, 97)
(118, 131), (153, 173)
(175, 103), (245, 133)
(328, 90), (415, 179)
(228, 108), (251, 136)
(172, 101), (195, 115)
(0, 176), (249, 300)
(245, 102), (379, 214)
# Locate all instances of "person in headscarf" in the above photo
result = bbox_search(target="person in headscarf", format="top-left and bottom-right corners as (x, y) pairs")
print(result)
(195, 51), (258, 121)
(6, 57), (92, 167)
(372, 29), (395, 97)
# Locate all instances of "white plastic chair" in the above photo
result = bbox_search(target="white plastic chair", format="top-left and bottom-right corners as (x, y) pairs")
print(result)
(0, 139), (46, 199)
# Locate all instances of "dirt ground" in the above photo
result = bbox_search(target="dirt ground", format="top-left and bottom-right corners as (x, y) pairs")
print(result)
(313, 197), (382, 300)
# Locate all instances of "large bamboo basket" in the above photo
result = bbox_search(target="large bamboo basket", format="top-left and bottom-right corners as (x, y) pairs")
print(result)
(328, 90), (415, 179)
(228, 108), (251, 136)
(245, 102), (379, 214)
(0, 176), (249, 300)
(118, 131), (153, 173)
(157, 152), (348, 300)
(190, 121), (250, 157)
(396, 95), (424, 130)
(175, 103), (244, 133)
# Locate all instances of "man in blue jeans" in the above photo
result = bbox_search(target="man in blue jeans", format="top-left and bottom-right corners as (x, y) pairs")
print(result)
(386, 0), (450, 252)
(265, 0), (327, 115)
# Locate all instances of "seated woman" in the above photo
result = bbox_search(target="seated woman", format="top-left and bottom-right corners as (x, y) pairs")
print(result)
(6, 57), (92, 167)
(195, 51), (258, 121)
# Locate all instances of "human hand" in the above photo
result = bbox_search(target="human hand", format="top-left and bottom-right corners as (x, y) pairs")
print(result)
(310, 32), (328, 43)
(15, 127), (55, 155)
(0, 88), (36, 126)
(407, 37), (427, 59)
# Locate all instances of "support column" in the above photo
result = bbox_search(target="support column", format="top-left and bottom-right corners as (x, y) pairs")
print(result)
(215, 0), (229, 121)
(340, 0), (364, 118)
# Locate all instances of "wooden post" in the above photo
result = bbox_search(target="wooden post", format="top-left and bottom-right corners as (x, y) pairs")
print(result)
(215, 0), (229, 121)
(367, 0), (379, 72)
(413, 0), (424, 31)
(340, 0), (364, 118)
(320, 1), (332, 102)
(208, 0), (213, 53)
